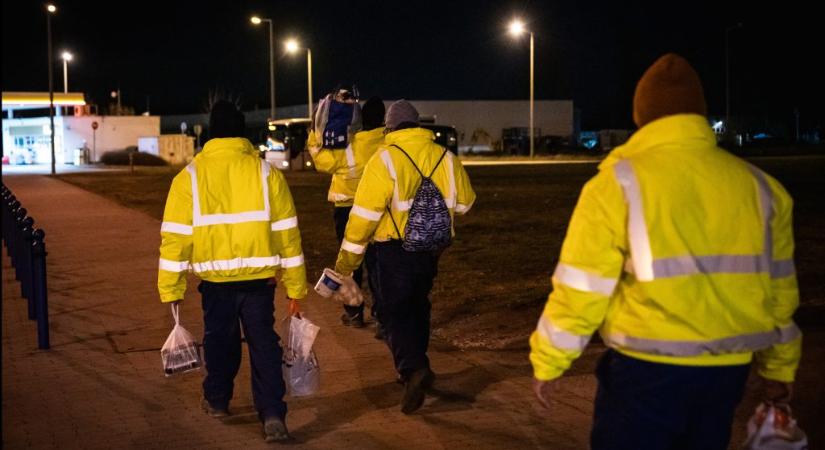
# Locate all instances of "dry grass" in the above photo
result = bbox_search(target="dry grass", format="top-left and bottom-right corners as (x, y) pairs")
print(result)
(57, 155), (825, 349)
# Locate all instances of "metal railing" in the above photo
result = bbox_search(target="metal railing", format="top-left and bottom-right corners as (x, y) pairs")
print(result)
(1, 182), (50, 349)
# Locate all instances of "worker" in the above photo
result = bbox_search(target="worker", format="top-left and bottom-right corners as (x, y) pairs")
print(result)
(529, 54), (801, 450)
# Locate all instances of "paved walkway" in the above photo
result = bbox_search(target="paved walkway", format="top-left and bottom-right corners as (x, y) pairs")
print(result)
(2, 174), (598, 449)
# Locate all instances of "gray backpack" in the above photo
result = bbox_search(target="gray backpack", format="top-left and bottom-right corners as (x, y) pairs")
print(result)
(387, 144), (452, 252)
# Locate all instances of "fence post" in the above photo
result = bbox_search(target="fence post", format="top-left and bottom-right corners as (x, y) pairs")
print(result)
(32, 229), (50, 350)
(13, 206), (26, 281)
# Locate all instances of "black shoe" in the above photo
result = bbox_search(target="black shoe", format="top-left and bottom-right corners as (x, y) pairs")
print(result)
(400, 368), (435, 414)
(263, 416), (290, 442)
(374, 322), (386, 340)
(341, 312), (365, 328)
(201, 397), (229, 418)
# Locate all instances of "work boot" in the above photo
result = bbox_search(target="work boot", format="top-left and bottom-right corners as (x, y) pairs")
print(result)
(201, 397), (229, 418)
(263, 416), (290, 442)
(374, 322), (386, 340)
(401, 368), (435, 414)
(340, 312), (365, 328)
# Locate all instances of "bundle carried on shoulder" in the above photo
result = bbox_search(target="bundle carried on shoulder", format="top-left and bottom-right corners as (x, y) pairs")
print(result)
(313, 89), (362, 149)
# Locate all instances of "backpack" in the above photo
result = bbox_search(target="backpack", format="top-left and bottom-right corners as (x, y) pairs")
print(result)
(386, 144), (452, 252)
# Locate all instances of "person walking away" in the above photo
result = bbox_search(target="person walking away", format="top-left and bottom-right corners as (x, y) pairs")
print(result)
(310, 95), (386, 333)
(529, 53), (801, 450)
(158, 100), (308, 442)
(332, 100), (476, 414)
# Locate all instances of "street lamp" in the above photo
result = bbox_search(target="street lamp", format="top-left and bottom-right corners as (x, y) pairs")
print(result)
(725, 22), (743, 137)
(284, 39), (313, 121)
(61, 51), (73, 93)
(251, 15), (276, 120)
(508, 19), (535, 158)
(46, 4), (57, 175)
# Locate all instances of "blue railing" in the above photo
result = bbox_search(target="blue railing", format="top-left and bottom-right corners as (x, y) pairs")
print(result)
(1, 182), (50, 349)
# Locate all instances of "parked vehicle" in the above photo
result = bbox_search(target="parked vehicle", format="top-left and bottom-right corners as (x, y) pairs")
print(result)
(420, 124), (458, 155)
(262, 118), (313, 170)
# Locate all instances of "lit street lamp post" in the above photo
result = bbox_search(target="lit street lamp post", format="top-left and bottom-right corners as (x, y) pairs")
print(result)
(285, 39), (313, 120)
(46, 4), (57, 175)
(508, 19), (535, 158)
(61, 51), (73, 94)
(251, 16), (276, 120)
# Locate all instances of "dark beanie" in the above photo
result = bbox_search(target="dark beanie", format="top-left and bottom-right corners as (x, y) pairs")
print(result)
(633, 53), (707, 128)
(385, 99), (419, 131)
(209, 100), (246, 139)
(361, 96), (385, 131)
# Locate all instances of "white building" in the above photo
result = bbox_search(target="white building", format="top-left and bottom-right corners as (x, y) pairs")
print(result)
(2, 91), (160, 165)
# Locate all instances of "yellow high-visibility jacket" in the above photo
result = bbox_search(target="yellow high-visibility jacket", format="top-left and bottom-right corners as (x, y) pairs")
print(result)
(334, 127), (476, 275)
(158, 138), (308, 302)
(530, 114), (801, 383)
(308, 127), (385, 207)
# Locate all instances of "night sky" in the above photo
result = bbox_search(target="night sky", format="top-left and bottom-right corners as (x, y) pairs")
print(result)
(3, 0), (823, 130)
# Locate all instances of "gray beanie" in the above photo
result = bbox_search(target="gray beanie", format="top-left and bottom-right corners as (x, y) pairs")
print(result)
(385, 100), (419, 131)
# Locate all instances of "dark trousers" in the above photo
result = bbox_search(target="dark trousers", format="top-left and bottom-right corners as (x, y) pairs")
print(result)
(199, 279), (287, 421)
(591, 350), (750, 450)
(372, 240), (438, 377)
(333, 206), (378, 318)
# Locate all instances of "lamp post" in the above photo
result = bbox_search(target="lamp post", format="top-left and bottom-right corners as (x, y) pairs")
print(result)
(251, 16), (276, 120)
(61, 51), (73, 94)
(509, 19), (535, 158)
(725, 23), (743, 136)
(46, 4), (57, 175)
(285, 39), (313, 120)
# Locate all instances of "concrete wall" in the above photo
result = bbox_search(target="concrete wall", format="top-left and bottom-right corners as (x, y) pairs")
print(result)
(161, 100), (574, 146)
(63, 115), (160, 162)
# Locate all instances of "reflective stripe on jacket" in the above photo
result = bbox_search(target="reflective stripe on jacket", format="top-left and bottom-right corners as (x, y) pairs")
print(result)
(309, 127), (385, 206)
(529, 114), (801, 383)
(334, 127), (476, 275)
(158, 137), (308, 302)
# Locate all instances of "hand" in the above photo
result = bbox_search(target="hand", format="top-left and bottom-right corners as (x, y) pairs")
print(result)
(533, 377), (559, 410)
(762, 378), (793, 404)
(287, 298), (301, 317)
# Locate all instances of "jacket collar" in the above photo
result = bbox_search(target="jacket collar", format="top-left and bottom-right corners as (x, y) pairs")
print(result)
(199, 138), (256, 157)
(356, 127), (386, 141)
(384, 127), (435, 147)
(600, 114), (716, 170)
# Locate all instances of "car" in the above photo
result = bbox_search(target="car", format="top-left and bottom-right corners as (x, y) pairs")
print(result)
(261, 118), (314, 170)
(457, 143), (495, 156)
(420, 124), (458, 155)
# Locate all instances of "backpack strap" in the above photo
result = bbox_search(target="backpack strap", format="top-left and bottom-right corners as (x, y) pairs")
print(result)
(389, 144), (425, 178)
(386, 205), (403, 240)
(428, 148), (449, 178)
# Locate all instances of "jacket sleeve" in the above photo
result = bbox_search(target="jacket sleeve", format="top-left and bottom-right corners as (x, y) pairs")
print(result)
(158, 170), (194, 303)
(334, 153), (393, 275)
(269, 168), (308, 299)
(308, 130), (345, 174)
(453, 155), (476, 215)
(755, 177), (802, 382)
(529, 169), (627, 381)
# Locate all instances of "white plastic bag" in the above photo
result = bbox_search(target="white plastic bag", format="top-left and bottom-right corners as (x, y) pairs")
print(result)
(743, 403), (808, 450)
(282, 315), (320, 397)
(160, 303), (202, 377)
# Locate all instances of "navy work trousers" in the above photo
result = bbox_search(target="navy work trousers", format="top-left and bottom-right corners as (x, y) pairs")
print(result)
(199, 279), (286, 421)
(591, 349), (750, 450)
(333, 206), (378, 318)
(372, 240), (438, 377)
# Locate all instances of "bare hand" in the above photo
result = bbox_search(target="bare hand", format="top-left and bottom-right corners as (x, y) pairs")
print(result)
(533, 378), (558, 410)
(763, 378), (793, 404)
(287, 298), (301, 317)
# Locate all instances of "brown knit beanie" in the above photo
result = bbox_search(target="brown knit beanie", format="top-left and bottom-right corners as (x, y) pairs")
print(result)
(385, 100), (419, 131)
(633, 53), (707, 128)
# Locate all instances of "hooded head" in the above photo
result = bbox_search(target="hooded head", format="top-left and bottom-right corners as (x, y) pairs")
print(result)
(209, 100), (245, 139)
(361, 96), (385, 131)
(633, 53), (707, 128)
(385, 99), (419, 132)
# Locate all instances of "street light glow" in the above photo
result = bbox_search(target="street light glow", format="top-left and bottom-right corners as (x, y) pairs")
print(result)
(61, 51), (73, 61)
(285, 39), (299, 53)
(47, 4), (56, 13)
(250, 16), (262, 25)
(509, 19), (526, 36)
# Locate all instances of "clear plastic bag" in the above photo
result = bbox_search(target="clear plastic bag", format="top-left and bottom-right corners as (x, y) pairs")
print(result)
(160, 303), (202, 377)
(743, 403), (808, 450)
(282, 315), (321, 397)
